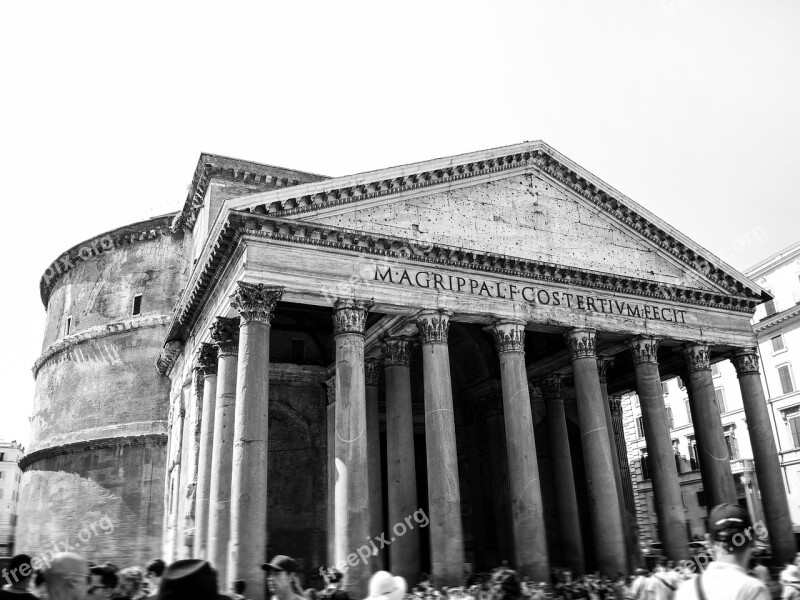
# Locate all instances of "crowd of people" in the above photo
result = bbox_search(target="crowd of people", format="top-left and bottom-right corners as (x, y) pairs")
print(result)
(0, 503), (794, 600)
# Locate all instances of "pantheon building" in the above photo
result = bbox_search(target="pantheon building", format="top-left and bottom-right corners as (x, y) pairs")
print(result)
(18, 142), (794, 597)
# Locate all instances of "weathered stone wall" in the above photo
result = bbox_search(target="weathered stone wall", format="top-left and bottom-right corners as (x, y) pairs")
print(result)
(20, 218), (191, 565)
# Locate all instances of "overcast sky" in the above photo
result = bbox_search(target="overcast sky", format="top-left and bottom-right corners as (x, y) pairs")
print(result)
(1, 1), (798, 448)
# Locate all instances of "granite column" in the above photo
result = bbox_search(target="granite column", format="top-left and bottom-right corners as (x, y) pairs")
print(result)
(194, 343), (218, 560)
(732, 349), (796, 564)
(417, 309), (464, 587)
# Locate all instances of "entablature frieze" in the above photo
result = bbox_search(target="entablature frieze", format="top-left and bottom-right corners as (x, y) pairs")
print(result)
(164, 208), (761, 350)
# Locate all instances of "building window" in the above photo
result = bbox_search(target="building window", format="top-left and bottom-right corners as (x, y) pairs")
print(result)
(715, 388), (727, 414)
(640, 453), (651, 481)
(677, 376), (685, 390)
(764, 297), (777, 317)
(667, 406), (674, 429)
(290, 339), (305, 363)
(662, 382), (669, 396)
(681, 492), (687, 510)
(132, 294), (142, 316)
(688, 440), (701, 470)
(0, 452), (4, 462)
(636, 416), (645, 438)
(0, 471), (4, 478)
(696, 490), (706, 507)
(772, 334), (787, 353)
(64, 316), (72, 336)
(787, 412), (800, 449)
(685, 399), (693, 424)
(725, 431), (740, 460)
(711, 363), (721, 378)
(778, 364), (795, 395)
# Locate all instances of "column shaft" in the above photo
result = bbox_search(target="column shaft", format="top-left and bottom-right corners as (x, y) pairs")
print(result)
(228, 283), (282, 599)
(684, 346), (737, 507)
(565, 329), (626, 576)
(541, 376), (585, 576)
(326, 377), (336, 566)
(417, 310), (464, 587)
(334, 300), (374, 596)
(489, 321), (549, 580)
(629, 337), (688, 562)
(207, 317), (239, 585)
(733, 349), (796, 564)
(365, 359), (384, 569)
(384, 338), (420, 584)
(194, 343), (218, 560)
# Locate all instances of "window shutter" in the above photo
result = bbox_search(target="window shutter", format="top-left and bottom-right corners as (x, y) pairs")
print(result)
(779, 365), (795, 395)
(789, 416), (800, 449)
(772, 335), (786, 352)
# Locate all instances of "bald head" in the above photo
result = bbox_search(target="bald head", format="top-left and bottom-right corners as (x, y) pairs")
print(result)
(45, 553), (90, 600)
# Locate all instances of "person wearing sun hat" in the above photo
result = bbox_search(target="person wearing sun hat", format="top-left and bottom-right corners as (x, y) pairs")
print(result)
(674, 503), (768, 600)
(157, 559), (233, 600)
(365, 571), (407, 600)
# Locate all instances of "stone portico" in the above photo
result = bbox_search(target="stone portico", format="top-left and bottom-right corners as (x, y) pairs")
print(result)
(158, 142), (794, 597)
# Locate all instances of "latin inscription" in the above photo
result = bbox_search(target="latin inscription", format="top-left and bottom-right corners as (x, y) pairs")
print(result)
(374, 266), (687, 323)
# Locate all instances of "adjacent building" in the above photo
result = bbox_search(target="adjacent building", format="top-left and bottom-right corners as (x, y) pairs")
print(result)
(0, 441), (24, 557)
(624, 240), (800, 546)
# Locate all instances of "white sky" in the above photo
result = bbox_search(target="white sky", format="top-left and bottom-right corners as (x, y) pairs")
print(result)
(1, 1), (799, 449)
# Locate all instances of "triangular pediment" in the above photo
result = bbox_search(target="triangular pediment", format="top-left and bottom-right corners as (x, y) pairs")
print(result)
(220, 141), (763, 302)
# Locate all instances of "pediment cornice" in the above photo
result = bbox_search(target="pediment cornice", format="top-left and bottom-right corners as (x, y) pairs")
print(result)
(230, 142), (762, 302)
(164, 210), (761, 344)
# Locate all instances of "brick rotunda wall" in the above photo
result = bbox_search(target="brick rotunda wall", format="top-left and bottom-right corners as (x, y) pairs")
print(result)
(17, 215), (191, 565)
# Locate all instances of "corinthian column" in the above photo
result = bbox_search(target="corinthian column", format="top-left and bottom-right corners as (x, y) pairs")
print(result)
(207, 316), (239, 585)
(333, 299), (375, 596)
(194, 343), (218, 560)
(540, 375), (585, 576)
(416, 309), (464, 587)
(683, 345), (737, 507)
(564, 328), (626, 576)
(383, 337), (420, 584)
(732, 349), (796, 564)
(628, 336), (687, 562)
(487, 320), (548, 580)
(365, 357), (384, 569)
(228, 282), (283, 599)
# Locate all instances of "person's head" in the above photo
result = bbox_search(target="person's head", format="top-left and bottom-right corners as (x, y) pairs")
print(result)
(327, 568), (343, 589)
(488, 569), (520, 600)
(366, 571), (407, 600)
(707, 503), (756, 564)
(232, 579), (246, 595)
(262, 555), (301, 595)
(88, 563), (119, 599)
(158, 559), (230, 600)
(147, 559), (166, 583)
(115, 566), (146, 599)
(4, 554), (34, 589)
(44, 553), (91, 600)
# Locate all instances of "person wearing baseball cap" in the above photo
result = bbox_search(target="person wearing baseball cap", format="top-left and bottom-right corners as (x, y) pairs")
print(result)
(365, 571), (407, 600)
(674, 503), (768, 599)
(262, 556), (305, 600)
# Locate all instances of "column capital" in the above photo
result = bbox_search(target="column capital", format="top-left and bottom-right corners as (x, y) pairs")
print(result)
(487, 319), (526, 354)
(597, 357), (615, 384)
(196, 342), (219, 376)
(731, 348), (760, 377)
(382, 337), (414, 367)
(209, 316), (240, 357)
(332, 298), (372, 336)
(683, 343), (711, 372)
(416, 309), (452, 344)
(365, 357), (382, 387)
(628, 336), (661, 365)
(230, 282), (283, 323)
(538, 374), (563, 399)
(563, 328), (596, 359)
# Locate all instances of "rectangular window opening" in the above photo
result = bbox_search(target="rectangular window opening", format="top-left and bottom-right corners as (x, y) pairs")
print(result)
(778, 364), (795, 395)
(715, 388), (727, 415)
(772, 335), (786, 353)
(65, 316), (72, 336)
(132, 294), (142, 316)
